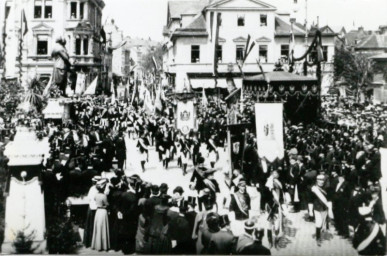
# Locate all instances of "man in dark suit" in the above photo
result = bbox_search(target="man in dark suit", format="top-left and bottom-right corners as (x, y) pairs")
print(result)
(230, 179), (251, 221)
(116, 176), (139, 254)
(239, 228), (271, 255)
(331, 169), (350, 237)
(115, 132), (126, 170)
(102, 133), (115, 171)
(145, 185), (161, 215)
(207, 215), (235, 254)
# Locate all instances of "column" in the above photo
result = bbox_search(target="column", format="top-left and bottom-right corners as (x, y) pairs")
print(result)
(67, 2), (71, 19)
(89, 37), (93, 56)
(84, 2), (88, 20)
(77, 1), (80, 20)
(80, 35), (84, 55)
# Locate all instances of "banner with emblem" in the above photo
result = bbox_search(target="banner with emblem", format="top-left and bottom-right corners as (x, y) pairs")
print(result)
(255, 103), (284, 162)
(177, 101), (195, 135)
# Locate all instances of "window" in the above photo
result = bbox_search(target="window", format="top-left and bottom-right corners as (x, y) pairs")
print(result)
(44, 0), (52, 18)
(260, 14), (267, 26)
(37, 37), (48, 55)
(323, 46), (328, 61)
(237, 16), (245, 26)
(34, 0), (42, 18)
(70, 2), (77, 19)
(281, 45), (289, 60)
(236, 45), (244, 61)
(259, 45), (268, 63)
(216, 45), (222, 62)
(83, 38), (89, 55)
(80, 2), (85, 19)
(75, 38), (81, 55)
(34, 0), (52, 19)
(191, 45), (200, 63)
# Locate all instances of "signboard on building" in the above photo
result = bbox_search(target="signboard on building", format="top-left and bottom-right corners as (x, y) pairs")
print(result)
(176, 100), (195, 135)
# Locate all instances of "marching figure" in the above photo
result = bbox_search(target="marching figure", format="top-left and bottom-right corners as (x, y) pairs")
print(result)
(311, 174), (332, 246)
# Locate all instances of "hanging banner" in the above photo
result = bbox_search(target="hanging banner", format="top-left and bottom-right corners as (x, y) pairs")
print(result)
(177, 100), (195, 135)
(255, 103), (284, 162)
(75, 73), (86, 95)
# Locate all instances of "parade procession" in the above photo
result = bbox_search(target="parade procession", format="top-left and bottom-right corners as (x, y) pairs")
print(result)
(0, 0), (386, 255)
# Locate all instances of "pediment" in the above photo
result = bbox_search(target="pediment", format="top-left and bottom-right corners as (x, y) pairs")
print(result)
(233, 36), (247, 42)
(207, 0), (276, 10)
(219, 37), (226, 43)
(32, 23), (53, 34)
(256, 36), (271, 42)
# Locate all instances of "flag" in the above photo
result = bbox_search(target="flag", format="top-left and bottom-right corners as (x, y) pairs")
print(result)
(212, 12), (221, 77)
(202, 88), (208, 107)
(83, 76), (98, 95)
(21, 9), (28, 37)
(110, 82), (116, 104)
(131, 82), (138, 105)
(289, 23), (295, 64)
(100, 27), (106, 44)
(152, 56), (159, 71)
(43, 74), (53, 97)
(154, 84), (164, 113)
(316, 36), (324, 62)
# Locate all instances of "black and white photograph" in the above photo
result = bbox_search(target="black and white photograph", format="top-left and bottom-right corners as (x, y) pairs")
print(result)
(0, 0), (386, 255)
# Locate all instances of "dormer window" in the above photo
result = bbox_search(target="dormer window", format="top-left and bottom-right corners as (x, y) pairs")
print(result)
(237, 15), (245, 27)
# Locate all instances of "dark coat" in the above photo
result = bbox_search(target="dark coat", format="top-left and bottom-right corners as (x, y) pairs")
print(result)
(207, 230), (236, 255)
(115, 137), (126, 160)
(239, 241), (271, 255)
(117, 191), (138, 238)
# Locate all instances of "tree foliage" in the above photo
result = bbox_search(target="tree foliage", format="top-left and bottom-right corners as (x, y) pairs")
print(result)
(333, 46), (374, 90)
(139, 44), (164, 75)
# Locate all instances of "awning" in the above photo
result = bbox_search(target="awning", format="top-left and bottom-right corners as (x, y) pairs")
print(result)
(43, 99), (64, 119)
(190, 78), (242, 89)
(244, 71), (317, 82)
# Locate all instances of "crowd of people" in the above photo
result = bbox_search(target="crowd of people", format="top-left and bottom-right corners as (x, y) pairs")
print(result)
(0, 87), (386, 255)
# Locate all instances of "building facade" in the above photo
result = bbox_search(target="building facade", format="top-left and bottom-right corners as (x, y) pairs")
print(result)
(162, 0), (336, 92)
(0, 0), (105, 86)
(104, 18), (131, 84)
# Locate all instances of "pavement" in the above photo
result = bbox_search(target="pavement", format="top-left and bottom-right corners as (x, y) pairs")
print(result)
(78, 135), (358, 256)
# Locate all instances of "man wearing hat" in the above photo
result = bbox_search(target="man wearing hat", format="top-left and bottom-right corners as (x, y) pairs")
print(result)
(311, 174), (331, 246)
(116, 175), (139, 254)
(230, 179), (251, 221)
(353, 205), (386, 255)
(201, 212), (220, 254)
(234, 220), (255, 254)
(239, 227), (271, 255)
(207, 214), (235, 254)
(331, 168), (350, 237)
(169, 200), (192, 254)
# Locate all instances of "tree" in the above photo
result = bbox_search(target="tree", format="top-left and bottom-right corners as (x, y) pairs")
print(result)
(333, 46), (374, 101)
(139, 43), (164, 76)
(12, 229), (37, 254)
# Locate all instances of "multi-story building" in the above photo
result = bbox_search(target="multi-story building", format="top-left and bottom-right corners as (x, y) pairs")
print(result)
(162, 0), (336, 92)
(123, 37), (160, 83)
(0, 0), (105, 86)
(104, 18), (131, 84)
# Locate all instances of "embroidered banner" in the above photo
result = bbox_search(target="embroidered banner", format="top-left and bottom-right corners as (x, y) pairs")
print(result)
(255, 103), (284, 162)
(177, 100), (195, 135)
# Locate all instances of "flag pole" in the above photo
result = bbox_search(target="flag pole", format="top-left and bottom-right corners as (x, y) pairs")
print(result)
(19, 10), (23, 85)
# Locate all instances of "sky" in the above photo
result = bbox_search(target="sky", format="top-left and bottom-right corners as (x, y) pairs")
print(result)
(103, 0), (387, 41)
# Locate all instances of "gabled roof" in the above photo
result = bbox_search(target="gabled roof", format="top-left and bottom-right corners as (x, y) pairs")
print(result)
(205, 0), (276, 10)
(170, 14), (208, 40)
(274, 17), (337, 37)
(356, 33), (387, 49)
(167, 0), (207, 19)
